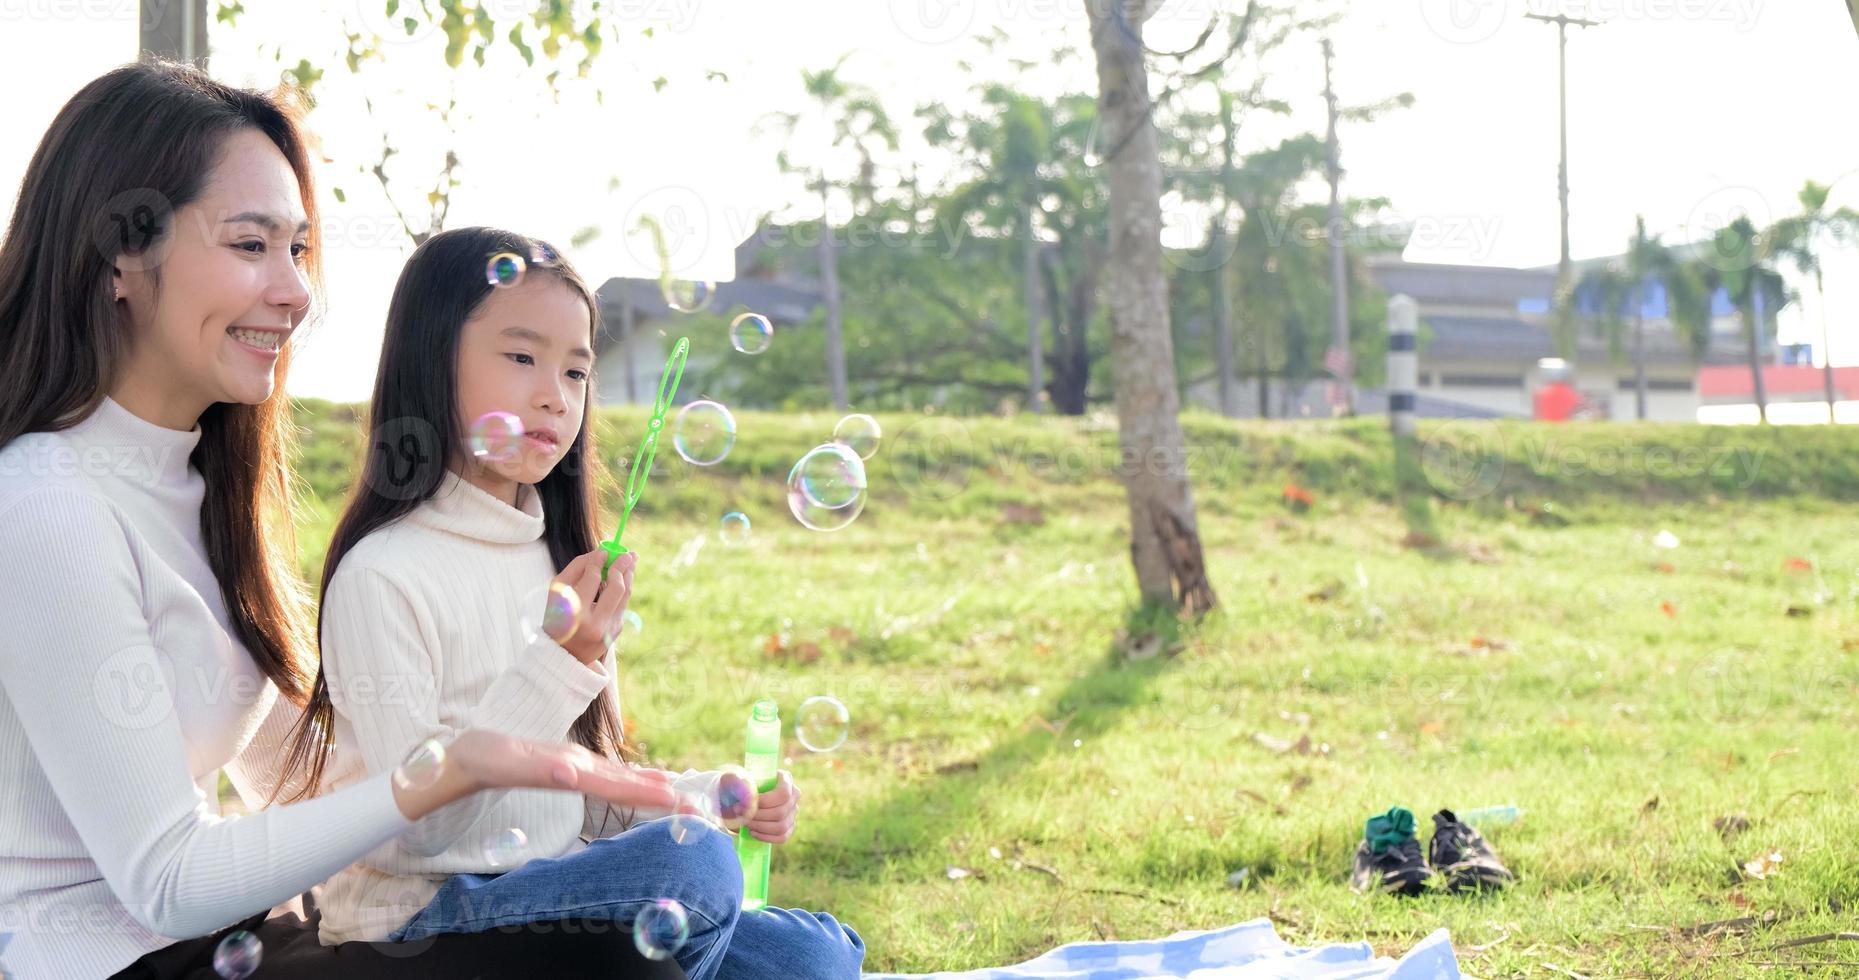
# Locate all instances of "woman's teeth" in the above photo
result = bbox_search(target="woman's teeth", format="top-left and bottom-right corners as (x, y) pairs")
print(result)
(229, 327), (283, 351)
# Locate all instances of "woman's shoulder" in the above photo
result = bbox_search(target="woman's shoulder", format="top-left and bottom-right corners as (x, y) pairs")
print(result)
(0, 433), (126, 526)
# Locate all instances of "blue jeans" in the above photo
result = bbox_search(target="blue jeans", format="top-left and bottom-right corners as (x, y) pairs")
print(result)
(387, 818), (864, 980)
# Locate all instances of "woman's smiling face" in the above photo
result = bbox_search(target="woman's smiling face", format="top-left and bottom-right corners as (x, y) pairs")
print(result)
(113, 128), (313, 426)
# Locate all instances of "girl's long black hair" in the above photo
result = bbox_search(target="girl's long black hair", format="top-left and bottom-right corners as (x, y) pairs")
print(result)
(275, 226), (628, 802)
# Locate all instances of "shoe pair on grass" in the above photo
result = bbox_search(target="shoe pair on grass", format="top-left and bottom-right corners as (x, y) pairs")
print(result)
(1350, 806), (1513, 895)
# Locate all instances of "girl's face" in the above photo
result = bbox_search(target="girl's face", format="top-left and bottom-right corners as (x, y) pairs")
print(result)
(453, 274), (594, 502)
(112, 128), (313, 429)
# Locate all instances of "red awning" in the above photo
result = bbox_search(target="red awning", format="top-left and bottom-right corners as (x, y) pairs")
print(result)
(1698, 364), (1859, 400)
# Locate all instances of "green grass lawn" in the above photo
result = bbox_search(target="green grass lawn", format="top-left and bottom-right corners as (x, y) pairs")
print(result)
(290, 404), (1859, 977)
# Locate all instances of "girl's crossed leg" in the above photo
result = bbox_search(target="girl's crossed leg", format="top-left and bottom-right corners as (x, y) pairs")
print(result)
(388, 817), (864, 980)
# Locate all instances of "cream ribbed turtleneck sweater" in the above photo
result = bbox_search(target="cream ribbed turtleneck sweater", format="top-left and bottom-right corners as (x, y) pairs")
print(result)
(314, 469), (716, 945)
(0, 398), (412, 980)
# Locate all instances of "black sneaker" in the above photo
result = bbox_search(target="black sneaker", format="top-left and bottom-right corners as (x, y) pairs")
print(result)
(1429, 809), (1514, 891)
(1351, 806), (1430, 895)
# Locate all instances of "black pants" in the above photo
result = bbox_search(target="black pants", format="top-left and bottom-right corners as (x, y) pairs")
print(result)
(108, 897), (687, 980)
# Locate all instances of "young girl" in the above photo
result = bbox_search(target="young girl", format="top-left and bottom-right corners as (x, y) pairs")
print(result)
(287, 227), (864, 979)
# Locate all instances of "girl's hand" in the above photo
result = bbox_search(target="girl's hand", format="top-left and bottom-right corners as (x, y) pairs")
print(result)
(544, 549), (636, 665)
(392, 729), (675, 821)
(745, 770), (801, 844)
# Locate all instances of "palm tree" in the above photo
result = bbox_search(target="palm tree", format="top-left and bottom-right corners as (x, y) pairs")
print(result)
(1711, 217), (1795, 424)
(1556, 216), (1711, 419)
(1769, 180), (1859, 422)
(769, 57), (899, 410)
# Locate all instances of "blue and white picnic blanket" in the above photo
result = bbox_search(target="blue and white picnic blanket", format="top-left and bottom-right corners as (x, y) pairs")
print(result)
(863, 918), (1460, 980)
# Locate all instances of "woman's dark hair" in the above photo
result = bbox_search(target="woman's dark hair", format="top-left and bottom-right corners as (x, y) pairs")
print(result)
(275, 226), (628, 802)
(0, 62), (322, 730)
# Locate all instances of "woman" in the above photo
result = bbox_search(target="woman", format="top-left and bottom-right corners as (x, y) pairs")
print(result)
(0, 62), (681, 979)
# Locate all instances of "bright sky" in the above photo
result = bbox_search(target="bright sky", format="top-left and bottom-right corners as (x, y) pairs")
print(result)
(3, 0), (1855, 402)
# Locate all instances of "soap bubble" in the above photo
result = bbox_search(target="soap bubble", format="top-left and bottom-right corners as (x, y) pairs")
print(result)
(633, 898), (690, 960)
(719, 511), (752, 546)
(786, 448), (867, 532)
(668, 790), (720, 845)
(468, 411), (525, 463)
(832, 413), (881, 460)
(541, 581), (582, 642)
(793, 443), (866, 509)
(673, 400), (736, 466)
(485, 251), (526, 289)
(528, 241), (559, 267)
(392, 737), (446, 791)
(796, 695), (850, 752)
(481, 827), (528, 869)
(662, 280), (714, 313)
(729, 312), (773, 354)
(212, 930), (262, 979)
(715, 766), (759, 823)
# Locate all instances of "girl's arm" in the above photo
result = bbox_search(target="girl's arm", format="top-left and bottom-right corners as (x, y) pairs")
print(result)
(0, 488), (414, 939)
(322, 561), (611, 857)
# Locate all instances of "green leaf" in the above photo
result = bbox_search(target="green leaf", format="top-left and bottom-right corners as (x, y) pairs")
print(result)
(652, 76), (669, 92)
(332, 187), (347, 203)
(215, 0), (244, 26)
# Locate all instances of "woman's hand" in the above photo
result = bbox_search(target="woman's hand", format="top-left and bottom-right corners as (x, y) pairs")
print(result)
(543, 549), (636, 666)
(391, 729), (675, 821)
(744, 770), (801, 844)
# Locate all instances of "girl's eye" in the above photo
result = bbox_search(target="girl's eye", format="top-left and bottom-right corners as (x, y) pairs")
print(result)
(290, 242), (312, 263)
(507, 353), (535, 366)
(567, 369), (589, 383)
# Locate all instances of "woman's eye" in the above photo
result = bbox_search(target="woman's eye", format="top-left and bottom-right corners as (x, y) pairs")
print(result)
(235, 240), (265, 254)
(567, 369), (589, 383)
(290, 243), (312, 262)
(507, 353), (535, 366)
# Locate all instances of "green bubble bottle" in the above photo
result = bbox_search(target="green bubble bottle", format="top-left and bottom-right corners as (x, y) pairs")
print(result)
(737, 699), (781, 911)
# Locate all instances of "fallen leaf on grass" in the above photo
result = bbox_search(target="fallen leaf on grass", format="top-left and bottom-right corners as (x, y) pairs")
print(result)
(1767, 747), (1799, 762)
(1652, 561), (1676, 574)
(1253, 732), (1329, 756)
(1715, 813), (1752, 839)
(1419, 720), (1446, 736)
(828, 625), (859, 644)
(1660, 600), (1677, 618)
(1000, 503), (1046, 526)
(1784, 605), (1812, 618)
(1741, 849), (1783, 880)
(1461, 542), (1501, 564)
(1306, 581), (1345, 602)
(1783, 556), (1814, 574)
(1677, 911), (1779, 938)
(1400, 530), (1441, 550)
(1641, 795), (1660, 813)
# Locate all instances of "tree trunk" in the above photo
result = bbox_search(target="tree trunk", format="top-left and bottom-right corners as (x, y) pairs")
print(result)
(818, 185), (849, 411)
(1632, 305), (1647, 420)
(1044, 243), (1097, 415)
(1024, 200), (1046, 412)
(1745, 299), (1768, 425)
(1211, 223), (1237, 417)
(1818, 275), (1837, 423)
(1086, 0), (1217, 615)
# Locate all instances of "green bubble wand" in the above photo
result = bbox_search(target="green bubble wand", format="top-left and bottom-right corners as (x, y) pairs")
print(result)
(600, 336), (689, 583)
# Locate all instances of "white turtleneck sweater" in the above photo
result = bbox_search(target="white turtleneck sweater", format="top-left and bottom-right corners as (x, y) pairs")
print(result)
(0, 398), (413, 980)
(314, 469), (717, 945)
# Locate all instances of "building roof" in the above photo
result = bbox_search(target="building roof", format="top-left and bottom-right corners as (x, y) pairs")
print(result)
(593, 276), (823, 334)
(1366, 256), (1558, 309)
(1421, 314), (1745, 368)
